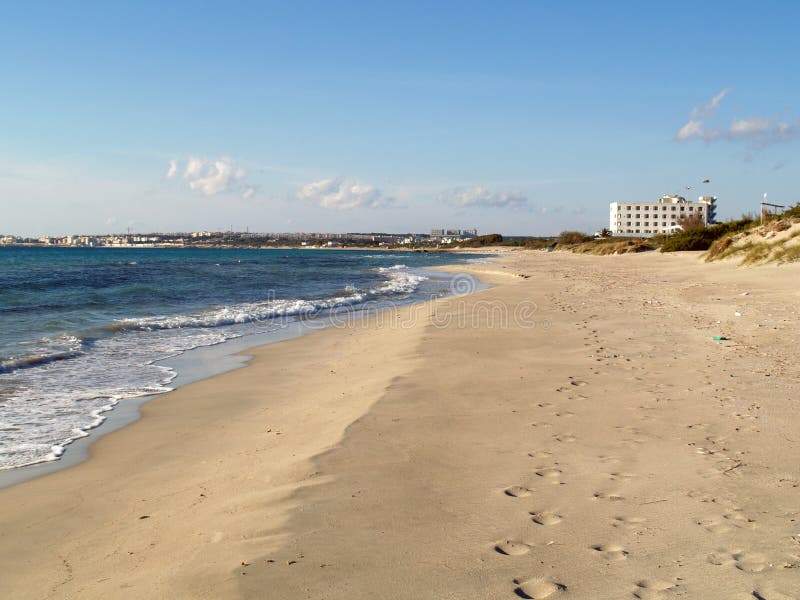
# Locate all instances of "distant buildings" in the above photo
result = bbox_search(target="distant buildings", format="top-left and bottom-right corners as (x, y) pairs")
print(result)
(0, 229), (481, 248)
(430, 228), (478, 241)
(609, 195), (717, 237)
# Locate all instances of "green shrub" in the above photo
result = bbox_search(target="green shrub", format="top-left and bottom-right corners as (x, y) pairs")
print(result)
(660, 229), (719, 252)
(557, 231), (593, 244)
(520, 238), (557, 249)
(458, 233), (504, 247)
(783, 203), (800, 219)
(661, 218), (754, 252)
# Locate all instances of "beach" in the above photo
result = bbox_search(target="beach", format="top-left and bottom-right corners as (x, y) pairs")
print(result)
(2, 250), (799, 599)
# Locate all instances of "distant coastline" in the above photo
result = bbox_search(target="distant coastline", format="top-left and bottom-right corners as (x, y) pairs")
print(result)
(0, 242), (456, 252)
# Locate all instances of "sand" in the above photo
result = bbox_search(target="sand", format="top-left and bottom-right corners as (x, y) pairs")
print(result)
(1, 250), (799, 599)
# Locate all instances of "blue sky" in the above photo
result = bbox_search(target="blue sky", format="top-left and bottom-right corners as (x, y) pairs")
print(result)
(1, 1), (798, 236)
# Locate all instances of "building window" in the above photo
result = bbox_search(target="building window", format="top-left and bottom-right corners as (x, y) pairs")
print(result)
(627, 222), (631, 226)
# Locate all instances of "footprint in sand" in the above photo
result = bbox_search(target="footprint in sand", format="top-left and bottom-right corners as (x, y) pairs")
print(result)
(513, 577), (567, 599)
(598, 454), (621, 464)
(593, 491), (625, 502)
(695, 517), (732, 534)
(752, 587), (799, 600)
(621, 437), (647, 448)
(723, 509), (755, 526)
(697, 510), (754, 533)
(686, 423), (709, 431)
(708, 548), (770, 573)
(530, 511), (562, 526)
(612, 516), (646, 530)
(607, 472), (637, 481)
(505, 486), (533, 498)
(590, 543), (629, 561)
(686, 490), (716, 503)
(632, 579), (678, 599)
(494, 540), (532, 556)
(732, 412), (757, 421)
(616, 425), (645, 436)
(535, 467), (564, 484)
(553, 433), (577, 443)
(528, 450), (553, 459)
(705, 434), (729, 446)
(552, 411), (575, 418)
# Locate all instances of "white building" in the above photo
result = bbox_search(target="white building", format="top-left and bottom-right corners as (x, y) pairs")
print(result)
(430, 228), (478, 239)
(609, 195), (717, 237)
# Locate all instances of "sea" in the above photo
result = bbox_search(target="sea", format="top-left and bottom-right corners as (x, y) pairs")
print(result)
(0, 246), (485, 473)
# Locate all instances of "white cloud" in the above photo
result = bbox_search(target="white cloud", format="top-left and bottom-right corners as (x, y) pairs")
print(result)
(165, 160), (177, 179)
(183, 157), (244, 195)
(690, 87), (732, 119)
(439, 186), (528, 209)
(166, 157), (253, 197)
(297, 178), (394, 210)
(729, 117), (770, 136)
(676, 89), (798, 146)
(675, 119), (708, 141)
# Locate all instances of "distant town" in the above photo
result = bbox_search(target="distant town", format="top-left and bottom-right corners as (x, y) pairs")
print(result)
(0, 228), (481, 249)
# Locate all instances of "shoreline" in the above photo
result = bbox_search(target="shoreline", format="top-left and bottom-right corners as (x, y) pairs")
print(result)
(2, 251), (799, 599)
(0, 271), (498, 598)
(0, 262), (484, 489)
(0, 320), (310, 489)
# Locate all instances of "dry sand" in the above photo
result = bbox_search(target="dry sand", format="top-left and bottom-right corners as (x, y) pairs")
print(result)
(1, 251), (799, 599)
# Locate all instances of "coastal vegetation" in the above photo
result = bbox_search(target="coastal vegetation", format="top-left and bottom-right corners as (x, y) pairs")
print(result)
(557, 231), (594, 244)
(659, 217), (754, 252)
(455, 233), (505, 247)
(703, 211), (800, 264)
(503, 205), (800, 264)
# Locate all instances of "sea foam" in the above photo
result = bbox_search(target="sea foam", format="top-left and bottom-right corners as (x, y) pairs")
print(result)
(0, 263), (430, 470)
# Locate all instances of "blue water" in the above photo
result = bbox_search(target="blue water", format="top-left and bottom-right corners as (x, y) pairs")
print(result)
(0, 247), (484, 469)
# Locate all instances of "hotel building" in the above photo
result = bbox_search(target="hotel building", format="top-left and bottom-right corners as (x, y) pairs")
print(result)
(609, 195), (717, 237)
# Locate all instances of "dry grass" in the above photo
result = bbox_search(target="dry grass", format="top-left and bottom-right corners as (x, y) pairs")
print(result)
(565, 238), (657, 255)
(704, 219), (800, 265)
